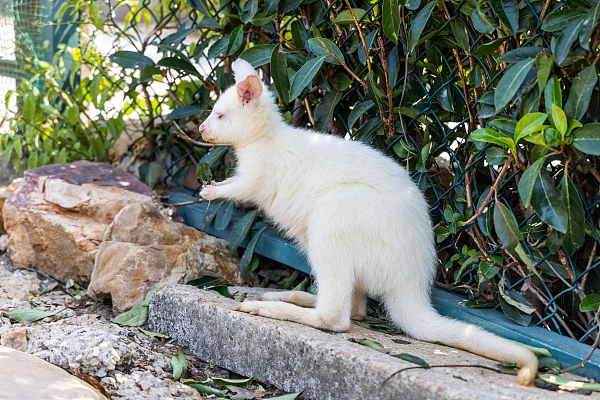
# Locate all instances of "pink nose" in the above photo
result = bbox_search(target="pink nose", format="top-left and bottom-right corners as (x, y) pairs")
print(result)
(199, 123), (208, 141)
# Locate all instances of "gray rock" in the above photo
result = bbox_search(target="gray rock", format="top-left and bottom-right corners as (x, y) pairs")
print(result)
(148, 285), (589, 400)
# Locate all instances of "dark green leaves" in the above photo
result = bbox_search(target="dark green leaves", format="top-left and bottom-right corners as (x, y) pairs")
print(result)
(354, 338), (389, 353)
(215, 201), (234, 230)
(517, 158), (568, 233)
(348, 100), (375, 129)
(334, 9), (367, 24)
(113, 289), (158, 326)
(240, 0), (258, 24)
(289, 56), (326, 100)
(558, 174), (585, 255)
(239, 45), (276, 67)
(270, 45), (290, 104)
(187, 275), (220, 288)
(450, 19), (469, 52)
(6, 309), (55, 322)
(227, 26), (244, 55)
(564, 65), (598, 121)
(314, 90), (343, 132)
(572, 123), (600, 155)
(383, 0), (401, 45)
(494, 58), (534, 111)
(489, 0), (519, 36)
(580, 294), (600, 312)
(493, 202), (523, 252)
(229, 210), (257, 253)
(240, 226), (267, 276)
(555, 17), (584, 66)
(139, 161), (163, 189)
(541, 9), (586, 32)
(308, 38), (344, 65)
(392, 353), (430, 367)
(408, 0), (437, 54)
(185, 382), (225, 397)
(110, 51), (155, 70)
(157, 57), (201, 77)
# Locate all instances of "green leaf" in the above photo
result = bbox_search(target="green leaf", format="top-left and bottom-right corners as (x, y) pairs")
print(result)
(270, 45), (290, 104)
(282, 0), (303, 13)
(564, 65), (598, 121)
(471, 9), (496, 34)
(499, 279), (535, 314)
(334, 9), (367, 25)
(472, 37), (510, 57)
(514, 112), (547, 143)
(489, 0), (519, 36)
(580, 293), (600, 312)
(110, 51), (155, 70)
(204, 202), (223, 225)
(541, 8), (586, 32)
(67, 104), (79, 125)
(383, 0), (401, 45)
(545, 76), (562, 128)
(210, 377), (254, 387)
(498, 290), (532, 326)
(239, 45), (276, 67)
(314, 90), (343, 132)
(354, 338), (389, 353)
(289, 56), (326, 100)
(138, 327), (170, 338)
(208, 285), (234, 299)
(207, 36), (229, 60)
(157, 57), (201, 77)
(138, 161), (163, 189)
(89, 2), (103, 30)
(240, 0), (258, 24)
(551, 104), (567, 136)
(555, 17), (584, 66)
(184, 382), (226, 398)
(331, 73), (352, 91)
(113, 300), (150, 326)
(66, 279), (81, 296)
(215, 201), (234, 231)
(348, 101), (375, 129)
(196, 162), (213, 186)
(572, 124), (600, 155)
(392, 353), (430, 367)
(558, 174), (585, 255)
(539, 374), (600, 391)
(511, 341), (552, 358)
(499, 47), (543, 63)
(171, 349), (187, 381)
(579, 1), (600, 50)
(408, 0), (437, 54)
(6, 309), (55, 322)
(493, 202), (523, 252)
(494, 58), (535, 111)
(227, 26), (244, 55)
(486, 147), (509, 166)
(518, 158), (543, 208)
(167, 106), (204, 121)
(250, 12), (277, 26)
(200, 147), (229, 167)
(450, 19), (469, 51)
(187, 275), (220, 288)
(535, 53), (554, 95)
(240, 225), (267, 276)
(470, 128), (514, 149)
(308, 38), (344, 65)
(229, 210), (258, 253)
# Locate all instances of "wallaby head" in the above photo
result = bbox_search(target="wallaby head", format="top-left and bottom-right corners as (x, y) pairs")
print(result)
(199, 59), (280, 145)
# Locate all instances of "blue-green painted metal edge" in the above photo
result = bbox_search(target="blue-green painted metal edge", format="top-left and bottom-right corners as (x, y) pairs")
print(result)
(166, 190), (600, 378)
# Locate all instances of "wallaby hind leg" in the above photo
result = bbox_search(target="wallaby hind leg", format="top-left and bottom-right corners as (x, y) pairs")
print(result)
(351, 289), (367, 320)
(257, 291), (317, 307)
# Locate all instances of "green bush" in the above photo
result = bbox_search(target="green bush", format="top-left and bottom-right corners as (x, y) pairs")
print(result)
(5, 0), (600, 342)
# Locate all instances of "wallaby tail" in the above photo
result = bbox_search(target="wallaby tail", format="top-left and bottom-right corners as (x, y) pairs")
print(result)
(386, 295), (538, 386)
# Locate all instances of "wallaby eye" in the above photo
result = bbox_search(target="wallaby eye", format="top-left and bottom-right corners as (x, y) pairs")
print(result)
(217, 113), (224, 120)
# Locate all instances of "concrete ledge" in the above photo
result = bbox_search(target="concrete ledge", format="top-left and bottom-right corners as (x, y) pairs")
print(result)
(148, 285), (590, 400)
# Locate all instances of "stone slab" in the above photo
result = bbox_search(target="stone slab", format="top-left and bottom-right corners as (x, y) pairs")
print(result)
(0, 345), (105, 400)
(148, 284), (593, 400)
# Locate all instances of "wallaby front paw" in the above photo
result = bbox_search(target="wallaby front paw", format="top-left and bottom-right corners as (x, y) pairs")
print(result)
(200, 185), (218, 200)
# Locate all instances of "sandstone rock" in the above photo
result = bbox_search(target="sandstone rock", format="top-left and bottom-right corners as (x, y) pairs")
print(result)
(0, 345), (106, 400)
(89, 203), (244, 313)
(0, 177), (22, 235)
(3, 161), (159, 285)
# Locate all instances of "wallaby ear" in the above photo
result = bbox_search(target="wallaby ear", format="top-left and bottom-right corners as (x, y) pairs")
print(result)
(236, 75), (263, 106)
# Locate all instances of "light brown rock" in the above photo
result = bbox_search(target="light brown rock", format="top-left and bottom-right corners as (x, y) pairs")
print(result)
(88, 203), (245, 313)
(0, 178), (22, 235)
(3, 161), (159, 285)
(0, 345), (105, 400)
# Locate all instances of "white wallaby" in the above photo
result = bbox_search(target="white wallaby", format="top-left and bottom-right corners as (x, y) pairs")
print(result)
(198, 58), (538, 386)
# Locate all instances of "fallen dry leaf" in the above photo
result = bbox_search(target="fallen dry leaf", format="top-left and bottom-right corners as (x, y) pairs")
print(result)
(0, 329), (28, 352)
(226, 385), (268, 398)
(73, 367), (122, 397)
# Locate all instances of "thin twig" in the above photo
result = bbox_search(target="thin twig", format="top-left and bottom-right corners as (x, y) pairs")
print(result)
(171, 121), (232, 148)
(166, 198), (208, 207)
(316, 38), (367, 88)
(342, 0), (371, 72)
(304, 97), (315, 126)
(378, 36), (395, 138)
(461, 157), (513, 226)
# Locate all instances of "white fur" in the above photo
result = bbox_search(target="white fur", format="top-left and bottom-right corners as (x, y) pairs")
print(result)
(231, 59), (259, 84)
(199, 59), (538, 386)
